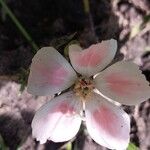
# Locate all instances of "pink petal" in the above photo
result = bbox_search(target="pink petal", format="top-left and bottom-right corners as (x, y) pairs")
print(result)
(94, 61), (150, 105)
(27, 47), (77, 96)
(69, 39), (117, 77)
(32, 91), (82, 144)
(85, 93), (130, 149)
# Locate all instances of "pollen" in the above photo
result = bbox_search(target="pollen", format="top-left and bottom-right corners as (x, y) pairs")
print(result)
(73, 77), (94, 101)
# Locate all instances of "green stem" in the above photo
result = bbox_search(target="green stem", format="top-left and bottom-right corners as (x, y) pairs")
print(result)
(83, 0), (98, 42)
(0, 0), (39, 53)
(83, 0), (90, 14)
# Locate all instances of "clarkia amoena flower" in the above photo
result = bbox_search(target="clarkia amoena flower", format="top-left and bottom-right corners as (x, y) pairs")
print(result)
(27, 39), (150, 150)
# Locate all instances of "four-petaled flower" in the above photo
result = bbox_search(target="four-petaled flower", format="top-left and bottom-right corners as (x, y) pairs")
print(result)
(27, 39), (150, 150)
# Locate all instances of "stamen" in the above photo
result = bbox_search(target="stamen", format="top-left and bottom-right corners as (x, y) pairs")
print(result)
(73, 77), (94, 101)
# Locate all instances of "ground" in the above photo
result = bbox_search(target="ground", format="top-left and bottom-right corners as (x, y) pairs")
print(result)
(0, 0), (150, 150)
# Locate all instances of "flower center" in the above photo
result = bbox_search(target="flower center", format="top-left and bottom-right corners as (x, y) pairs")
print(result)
(73, 77), (94, 101)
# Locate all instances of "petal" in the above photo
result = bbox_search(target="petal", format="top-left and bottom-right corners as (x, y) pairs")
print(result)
(94, 61), (150, 105)
(27, 47), (77, 96)
(32, 91), (82, 144)
(69, 39), (117, 77)
(85, 93), (130, 150)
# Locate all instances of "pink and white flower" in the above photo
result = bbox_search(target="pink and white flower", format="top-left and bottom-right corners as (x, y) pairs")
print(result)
(27, 39), (150, 150)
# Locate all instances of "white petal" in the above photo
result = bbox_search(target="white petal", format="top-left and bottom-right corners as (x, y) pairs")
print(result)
(94, 61), (150, 105)
(32, 91), (82, 144)
(27, 47), (77, 96)
(85, 93), (130, 150)
(69, 39), (117, 77)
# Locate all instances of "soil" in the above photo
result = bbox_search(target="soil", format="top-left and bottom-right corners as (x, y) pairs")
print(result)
(0, 0), (150, 150)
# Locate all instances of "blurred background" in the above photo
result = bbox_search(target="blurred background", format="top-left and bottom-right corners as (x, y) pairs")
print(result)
(0, 0), (150, 149)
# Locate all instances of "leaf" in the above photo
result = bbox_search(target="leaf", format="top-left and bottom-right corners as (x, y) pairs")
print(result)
(66, 142), (72, 150)
(127, 142), (138, 150)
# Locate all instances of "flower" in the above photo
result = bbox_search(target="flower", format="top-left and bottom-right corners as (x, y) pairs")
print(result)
(27, 39), (150, 150)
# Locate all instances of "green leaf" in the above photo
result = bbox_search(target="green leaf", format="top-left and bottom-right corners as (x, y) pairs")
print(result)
(127, 142), (138, 150)
(66, 142), (72, 150)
